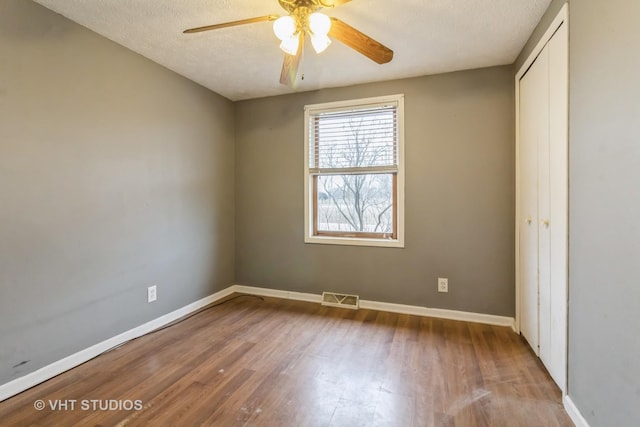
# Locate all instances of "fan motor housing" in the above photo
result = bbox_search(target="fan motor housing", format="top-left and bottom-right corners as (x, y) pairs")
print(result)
(279, 0), (323, 13)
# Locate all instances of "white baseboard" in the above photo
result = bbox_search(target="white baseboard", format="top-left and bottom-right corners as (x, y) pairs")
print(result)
(359, 299), (515, 329)
(564, 395), (590, 427)
(0, 286), (236, 402)
(1, 284), (516, 402)
(232, 285), (321, 304)
(232, 285), (515, 329)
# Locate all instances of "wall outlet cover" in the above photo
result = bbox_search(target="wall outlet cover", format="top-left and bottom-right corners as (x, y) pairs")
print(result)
(147, 285), (157, 303)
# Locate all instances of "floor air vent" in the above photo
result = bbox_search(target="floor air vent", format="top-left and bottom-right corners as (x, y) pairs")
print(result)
(321, 292), (360, 310)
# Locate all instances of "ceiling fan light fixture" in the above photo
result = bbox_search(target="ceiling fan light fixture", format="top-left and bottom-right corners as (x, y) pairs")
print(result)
(182, 0), (394, 88)
(308, 12), (331, 36)
(280, 33), (300, 55)
(273, 15), (296, 40)
(311, 33), (331, 54)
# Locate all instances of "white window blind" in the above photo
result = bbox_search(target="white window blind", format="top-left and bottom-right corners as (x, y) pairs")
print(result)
(309, 103), (398, 174)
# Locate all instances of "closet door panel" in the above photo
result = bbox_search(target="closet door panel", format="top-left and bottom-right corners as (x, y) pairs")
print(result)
(538, 45), (552, 367)
(546, 22), (569, 391)
(519, 47), (549, 354)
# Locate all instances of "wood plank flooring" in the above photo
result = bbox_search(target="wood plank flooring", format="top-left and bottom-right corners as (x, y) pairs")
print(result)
(0, 294), (574, 426)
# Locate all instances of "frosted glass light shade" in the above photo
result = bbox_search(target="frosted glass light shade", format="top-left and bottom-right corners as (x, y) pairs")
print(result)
(311, 33), (331, 54)
(280, 34), (300, 55)
(273, 15), (296, 40)
(309, 13), (331, 36)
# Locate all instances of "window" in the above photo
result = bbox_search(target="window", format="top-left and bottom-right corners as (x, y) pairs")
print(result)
(304, 95), (404, 247)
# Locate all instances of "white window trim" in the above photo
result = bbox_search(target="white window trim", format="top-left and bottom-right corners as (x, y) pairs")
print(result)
(303, 94), (405, 248)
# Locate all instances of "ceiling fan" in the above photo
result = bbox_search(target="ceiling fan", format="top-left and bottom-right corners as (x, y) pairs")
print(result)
(183, 0), (394, 87)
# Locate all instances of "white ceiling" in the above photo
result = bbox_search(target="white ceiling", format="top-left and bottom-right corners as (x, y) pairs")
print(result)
(34, 0), (551, 101)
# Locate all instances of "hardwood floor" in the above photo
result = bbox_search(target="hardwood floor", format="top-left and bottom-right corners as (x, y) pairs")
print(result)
(0, 294), (573, 426)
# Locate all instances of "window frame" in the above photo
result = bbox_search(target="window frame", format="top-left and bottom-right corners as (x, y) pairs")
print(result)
(303, 94), (405, 248)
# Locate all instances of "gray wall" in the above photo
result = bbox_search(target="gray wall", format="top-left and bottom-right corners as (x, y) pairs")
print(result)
(568, 0), (640, 425)
(235, 67), (515, 316)
(0, 0), (235, 384)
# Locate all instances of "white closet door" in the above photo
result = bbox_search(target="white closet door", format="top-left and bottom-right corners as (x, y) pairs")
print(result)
(517, 21), (568, 393)
(519, 46), (549, 354)
(544, 22), (569, 391)
(537, 44), (552, 365)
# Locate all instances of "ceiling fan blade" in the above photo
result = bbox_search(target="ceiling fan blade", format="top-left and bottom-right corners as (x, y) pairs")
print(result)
(280, 34), (304, 87)
(328, 17), (393, 64)
(184, 15), (279, 34)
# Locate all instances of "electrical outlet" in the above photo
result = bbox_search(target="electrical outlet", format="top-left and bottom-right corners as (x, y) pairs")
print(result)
(438, 278), (448, 293)
(147, 285), (157, 303)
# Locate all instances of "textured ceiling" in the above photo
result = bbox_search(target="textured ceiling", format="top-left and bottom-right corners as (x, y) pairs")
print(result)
(34, 0), (551, 101)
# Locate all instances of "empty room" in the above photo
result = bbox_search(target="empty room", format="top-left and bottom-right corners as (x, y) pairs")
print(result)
(1, 0), (638, 426)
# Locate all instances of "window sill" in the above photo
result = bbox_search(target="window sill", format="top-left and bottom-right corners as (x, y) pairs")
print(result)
(305, 235), (404, 248)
